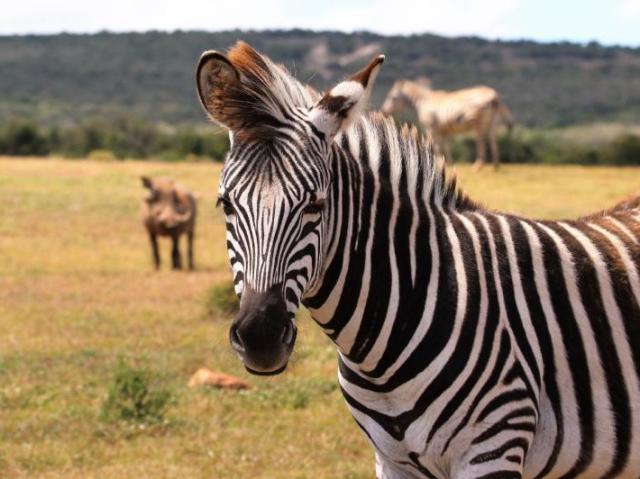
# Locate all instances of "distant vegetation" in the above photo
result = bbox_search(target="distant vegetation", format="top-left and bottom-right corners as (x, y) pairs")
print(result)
(1, 30), (639, 164)
(2, 117), (640, 165)
(451, 127), (640, 166)
(0, 30), (639, 127)
(0, 117), (229, 161)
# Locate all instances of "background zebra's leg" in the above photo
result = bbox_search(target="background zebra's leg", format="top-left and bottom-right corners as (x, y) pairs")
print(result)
(472, 127), (487, 171)
(488, 112), (500, 170)
(442, 139), (453, 164)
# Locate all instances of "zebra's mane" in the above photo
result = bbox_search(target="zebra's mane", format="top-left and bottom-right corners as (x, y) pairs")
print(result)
(218, 42), (320, 140)
(345, 112), (478, 211)
(227, 42), (476, 211)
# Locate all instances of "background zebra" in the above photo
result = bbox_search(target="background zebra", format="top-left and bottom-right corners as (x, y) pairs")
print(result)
(381, 79), (513, 170)
(196, 42), (640, 478)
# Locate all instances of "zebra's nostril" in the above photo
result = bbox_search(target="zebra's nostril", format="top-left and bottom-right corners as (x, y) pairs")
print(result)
(281, 321), (295, 346)
(229, 325), (245, 352)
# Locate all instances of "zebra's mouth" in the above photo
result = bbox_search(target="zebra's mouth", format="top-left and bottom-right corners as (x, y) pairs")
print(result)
(244, 363), (288, 376)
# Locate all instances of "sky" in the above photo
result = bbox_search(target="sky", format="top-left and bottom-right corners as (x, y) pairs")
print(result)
(1, 0), (639, 46)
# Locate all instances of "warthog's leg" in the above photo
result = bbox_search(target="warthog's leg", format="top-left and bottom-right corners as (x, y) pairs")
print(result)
(149, 232), (160, 269)
(171, 233), (182, 270)
(187, 230), (195, 270)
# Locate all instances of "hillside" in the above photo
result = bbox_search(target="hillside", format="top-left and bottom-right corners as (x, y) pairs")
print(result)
(1, 30), (639, 127)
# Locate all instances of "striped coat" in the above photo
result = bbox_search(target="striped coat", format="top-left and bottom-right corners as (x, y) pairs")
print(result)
(196, 42), (640, 478)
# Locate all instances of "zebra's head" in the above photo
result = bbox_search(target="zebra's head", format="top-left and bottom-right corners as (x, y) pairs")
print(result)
(381, 79), (430, 116)
(196, 42), (383, 375)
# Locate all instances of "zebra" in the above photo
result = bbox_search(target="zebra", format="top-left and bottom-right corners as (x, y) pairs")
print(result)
(381, 79), (513, 170)
(195, 41), (640, 478)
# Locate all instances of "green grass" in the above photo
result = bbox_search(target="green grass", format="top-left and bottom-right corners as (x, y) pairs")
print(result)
(2, 157), (640, 478)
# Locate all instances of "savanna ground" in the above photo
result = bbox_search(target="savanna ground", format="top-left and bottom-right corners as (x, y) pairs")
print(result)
(2, 157), (640, 478)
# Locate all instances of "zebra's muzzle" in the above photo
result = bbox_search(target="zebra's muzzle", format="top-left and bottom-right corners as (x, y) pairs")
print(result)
(229, 284), (297, 375)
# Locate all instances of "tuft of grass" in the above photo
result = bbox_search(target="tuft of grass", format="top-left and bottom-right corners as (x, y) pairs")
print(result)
(204, 280), (240, 318)
(100, 359), (174, 424)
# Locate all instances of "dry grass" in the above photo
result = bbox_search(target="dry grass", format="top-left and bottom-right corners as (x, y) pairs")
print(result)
(2, 157), (640, 478)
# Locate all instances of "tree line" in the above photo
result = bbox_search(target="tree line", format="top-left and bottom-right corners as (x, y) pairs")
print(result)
(0, 117), (229, 161)
(2, 117), (640, 165)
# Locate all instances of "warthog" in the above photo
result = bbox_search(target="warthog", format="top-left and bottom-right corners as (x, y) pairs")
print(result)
(141, 176), (196, 270)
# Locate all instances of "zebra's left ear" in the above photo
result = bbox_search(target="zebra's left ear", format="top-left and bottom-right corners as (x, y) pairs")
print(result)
(309, 54), (385, 139)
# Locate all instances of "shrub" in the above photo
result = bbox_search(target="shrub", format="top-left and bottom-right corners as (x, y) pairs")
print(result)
(604, 134), (640, 165)
(87, 149), (117, 161)
(204, 280), (239, 318)
(0, 120), (50, 156)
(100, 360), (174, 424)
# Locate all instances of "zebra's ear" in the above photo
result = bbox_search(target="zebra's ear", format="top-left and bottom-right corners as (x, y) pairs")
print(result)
(196, 50), (242, 129)
(309, 54), (385, 139)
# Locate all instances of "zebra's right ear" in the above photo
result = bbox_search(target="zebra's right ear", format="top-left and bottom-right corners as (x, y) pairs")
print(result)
(309, 54), (384, 139)
(196, 50), (242, 129)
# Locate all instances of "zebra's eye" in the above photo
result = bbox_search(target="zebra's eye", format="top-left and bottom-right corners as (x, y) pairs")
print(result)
(303, 199), (325, 215)
(216, 196), (234, 215)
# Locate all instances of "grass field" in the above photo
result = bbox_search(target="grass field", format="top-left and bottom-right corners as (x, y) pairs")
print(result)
(2, 157), (640, 479)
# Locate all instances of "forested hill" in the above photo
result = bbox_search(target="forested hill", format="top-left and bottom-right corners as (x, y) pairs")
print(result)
(1, 30), (639, 127)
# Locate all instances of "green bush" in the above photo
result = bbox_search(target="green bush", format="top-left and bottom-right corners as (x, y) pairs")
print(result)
(0, 116), (230, 161)
(87, 149), (117, 161)
(448, 130), (640, 166)
(0, 117), (637, 166)
(204, 280), (240, 318)
(0, 120), (50, 156)
(100, 360), (174, 424)
(603, 134), (640, 165)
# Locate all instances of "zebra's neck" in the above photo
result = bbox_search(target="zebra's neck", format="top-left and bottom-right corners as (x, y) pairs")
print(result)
(304, 113), (476, 376)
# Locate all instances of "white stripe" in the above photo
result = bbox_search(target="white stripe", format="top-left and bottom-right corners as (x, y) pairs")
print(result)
(539, 222), (615, 478)
(520, 221), (580, 478)
(335, 124), (381, 353)
(606, 216), (638, 245)
(497, 214), (544, 396)
(475, 213), (540, 401)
